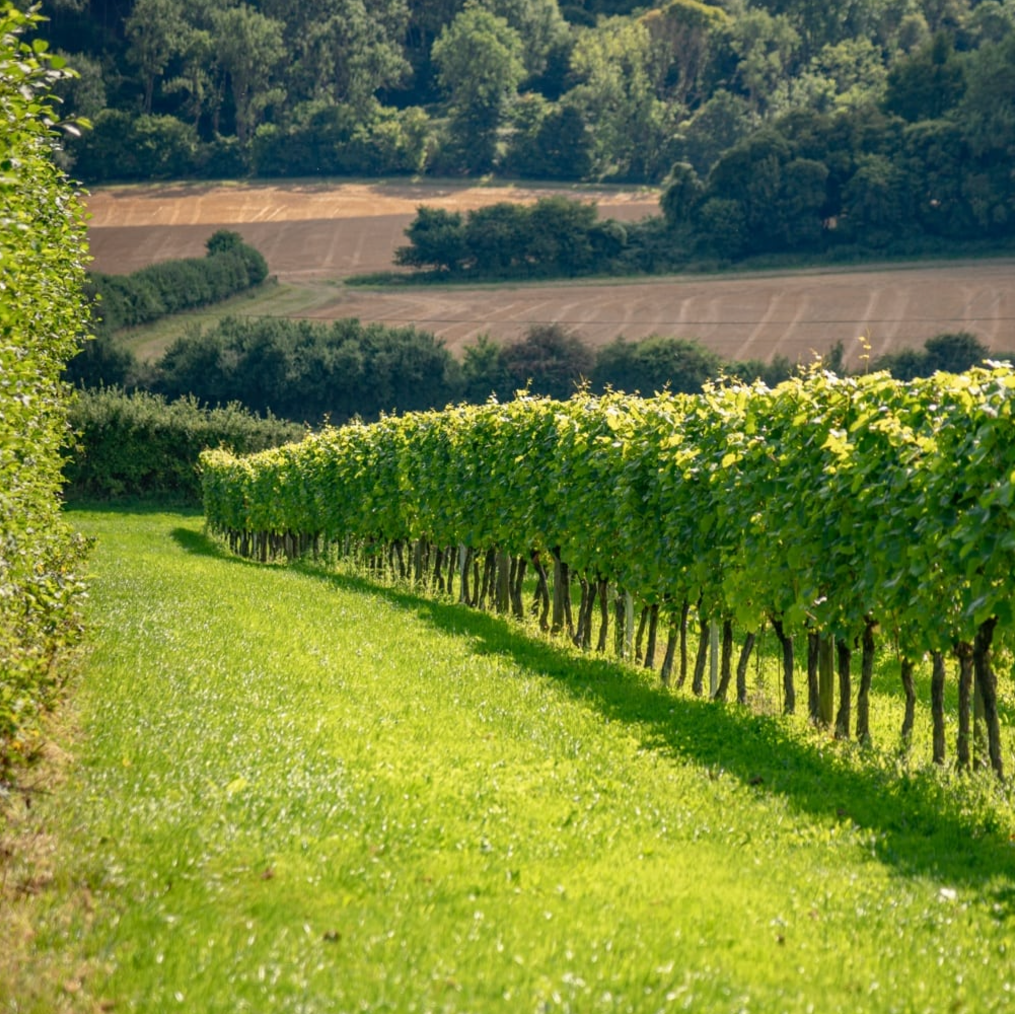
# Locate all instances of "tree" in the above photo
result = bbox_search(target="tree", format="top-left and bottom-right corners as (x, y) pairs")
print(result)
(504, 98), (594, 179)
(501, 323), (594, 399)
(461, 333), (512, 401)
(730, 9), (801, 114)
(463, 201), (531, 272)
(394, 207), (467, 272)
(432, 2), (525, 173)
(212, 4), (286, 144)
(640, 0), (730, 105)
(525, 196), (601, 275)
(162, 27), (218, 129)
(903, 118), (976, 237)
(883, 31), (965, 122)
(872, 331), (990, 378)
(924, 331), (990, 373)
(772, 37), (888, 114)
(672, 89), (756, 176)
(661, 161), (704, 231)
(125, 0), (186, 114)
(592, 335), (721, 394)
(959, 33), (1015, 159)
(771, 157), (829, 248)
(702, 129), (830, 255)
(566, 15), (679, 180)
(483, 0), (570, 79)
(841, 153), (912, 245)
(966, 0), (1015, 45)
(262, 0), (410, 113)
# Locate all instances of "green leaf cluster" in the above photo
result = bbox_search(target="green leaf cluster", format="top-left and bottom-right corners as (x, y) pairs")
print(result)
(202, 363), (1015, 664)
(64, 387), (304, 502)
(0, 4), (91, 772)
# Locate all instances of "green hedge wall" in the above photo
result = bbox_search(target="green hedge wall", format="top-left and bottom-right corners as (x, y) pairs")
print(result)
(65, 388), (305, 502)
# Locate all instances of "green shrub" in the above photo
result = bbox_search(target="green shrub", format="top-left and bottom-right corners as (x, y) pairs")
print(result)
(65, 388), (305, 502)
(86, 233), (268, 335)
(71, 109), (200, 182)
(0, 10), (91, 773)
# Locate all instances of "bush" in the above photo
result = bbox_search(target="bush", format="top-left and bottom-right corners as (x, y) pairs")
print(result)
(71, 109), (200, 182)
(151, 316), (461, 424)
(0, 10), (91, 772)
(64, 388), (305, 502)
(86, 233), (268, 334)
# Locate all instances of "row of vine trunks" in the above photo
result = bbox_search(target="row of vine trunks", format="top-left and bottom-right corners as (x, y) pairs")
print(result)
(201, 366), (1015, 776)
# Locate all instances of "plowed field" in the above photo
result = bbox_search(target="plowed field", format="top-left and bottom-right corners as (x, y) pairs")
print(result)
(86, 181), (1015, 367)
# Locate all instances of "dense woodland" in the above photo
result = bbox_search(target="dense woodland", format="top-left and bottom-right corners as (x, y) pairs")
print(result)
(38, 0), (1015, 261)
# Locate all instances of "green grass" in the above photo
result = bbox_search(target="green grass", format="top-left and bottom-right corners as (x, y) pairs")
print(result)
(5, 508), (1015, 1013)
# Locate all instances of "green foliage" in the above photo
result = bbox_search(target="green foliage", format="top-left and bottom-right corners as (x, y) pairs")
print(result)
(394, 206), (467, 272)
(566, 14), (680, 181)
(431, 3), (526, 173)
(152, 316), (460, 424)
(202, 361), (1015, 761)
(84, 233), (269, 336)
(500, 323), (595, 399)
(0, 6), (91, 772)
(502, 101), (594, 179)
(396, 196), (624, 278)
(872, 330), (992, 379)
(883, 31), (966, 122)
(71, 108), (200, 181)
(591, 334), (721, 394)
(64, 387), (305, 501)
(250, 102), (432, 177)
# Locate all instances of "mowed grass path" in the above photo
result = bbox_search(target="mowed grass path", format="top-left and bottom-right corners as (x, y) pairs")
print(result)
(11, 509), (1015, 1013)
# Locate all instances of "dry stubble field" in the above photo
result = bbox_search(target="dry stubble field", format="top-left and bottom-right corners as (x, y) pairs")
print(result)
(86, 180), (1015, 367)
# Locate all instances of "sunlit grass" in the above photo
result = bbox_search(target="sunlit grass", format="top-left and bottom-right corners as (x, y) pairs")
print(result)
(5, 508), (1015, 1013)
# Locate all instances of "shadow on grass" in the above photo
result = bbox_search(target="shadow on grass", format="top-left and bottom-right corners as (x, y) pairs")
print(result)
(172, 531), (1015, 908)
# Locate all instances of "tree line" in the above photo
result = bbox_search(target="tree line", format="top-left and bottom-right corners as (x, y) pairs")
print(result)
(41, 0), (1015, 208)
(75, 303), (998, 428)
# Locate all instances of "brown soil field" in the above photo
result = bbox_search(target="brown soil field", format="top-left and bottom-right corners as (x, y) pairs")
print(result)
(86, 181), (1015, 368)
(86, 180), (658, 277)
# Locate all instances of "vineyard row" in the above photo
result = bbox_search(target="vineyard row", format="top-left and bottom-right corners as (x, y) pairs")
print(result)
(200, 366), (1015, 777)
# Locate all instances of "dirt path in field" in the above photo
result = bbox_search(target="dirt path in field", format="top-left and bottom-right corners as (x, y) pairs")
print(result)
(85, 181), (1015, 367)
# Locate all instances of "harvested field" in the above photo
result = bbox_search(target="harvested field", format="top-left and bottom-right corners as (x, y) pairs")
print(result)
(309, 262), (1015, 368)
(85, 180), (658, 277)
(86, 181), (1015, 368)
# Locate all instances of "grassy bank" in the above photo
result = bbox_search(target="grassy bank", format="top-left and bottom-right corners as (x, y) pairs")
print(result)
(3, 509), (1014, 1012)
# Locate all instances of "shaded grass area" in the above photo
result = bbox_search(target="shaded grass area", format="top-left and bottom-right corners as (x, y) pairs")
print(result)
(177, 527), (1015, 899)
(4, 510), (1014, 1013)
